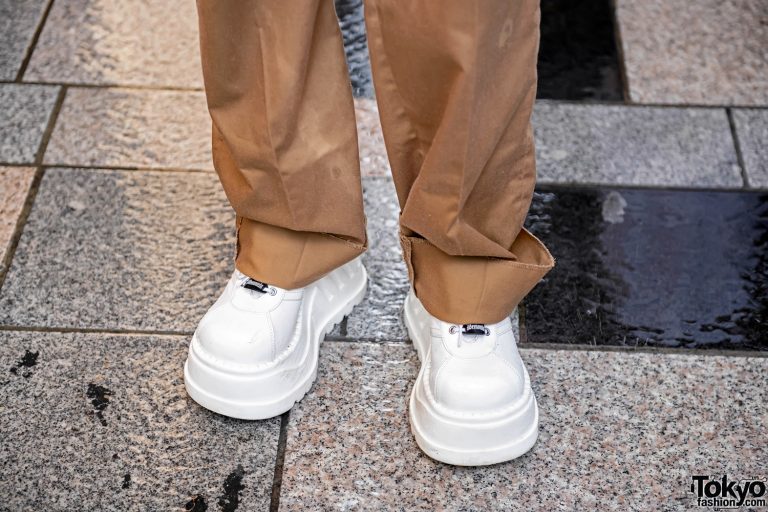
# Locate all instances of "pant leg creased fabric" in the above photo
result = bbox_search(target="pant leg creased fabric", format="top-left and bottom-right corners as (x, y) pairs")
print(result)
(196, 0), (554, 325)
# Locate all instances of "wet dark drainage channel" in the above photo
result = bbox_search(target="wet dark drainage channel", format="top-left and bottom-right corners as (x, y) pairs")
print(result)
(523, 186), (768, 350)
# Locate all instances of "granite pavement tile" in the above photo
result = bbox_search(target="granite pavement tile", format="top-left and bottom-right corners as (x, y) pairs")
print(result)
(0, 0), (49, 80)
(0, 84), (59, 164)
(534, 102), (743, 187)
(345, 256), (410, 341)
(732, 108), (768, 188)
(338, 0), (374, 98)
(0, 166), (36, 276)
(44, 87), (211, 170)
(280, 342), (767, 511)
(615, 0), (768, 106)
(0, 330), (279, 511)
(0, 168), (234, 331)
(343, 178), (406, 341)
(362, 177), (401, 261)
(24, 0), (202, 88)
(356, 98), (389, 177)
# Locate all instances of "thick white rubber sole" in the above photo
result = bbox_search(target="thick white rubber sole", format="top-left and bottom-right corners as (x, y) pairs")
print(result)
(403, 293), (539, 466)
(184, 258), (367, 420)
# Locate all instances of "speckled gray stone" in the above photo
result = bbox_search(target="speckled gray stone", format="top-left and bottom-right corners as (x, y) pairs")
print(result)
(328, 177), (402, 339)
(616, 0), (768, 106)
(0, 330), (278, 511)
(25, 0), (203, 88)
(732, 108), (768, 188)
(346, 256), (410, 341)
(362, 178), (401, 262)
(0, 166), (36, 276)
(0, 0), (48, 80)
(44, 87), (211, 170)
(0, 84), (59, 164)
(280, 342), (768, 511)
(343, 178), (406, 341)
(356, 99), (390, 177)
(534, 102), (743, 188)
(0, 168), (234, 331)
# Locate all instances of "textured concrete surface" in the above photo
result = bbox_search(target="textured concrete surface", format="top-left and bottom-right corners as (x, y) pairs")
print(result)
(0, 330), (279, 511)
(0, 168), (233, 331)
(616, 0), (768, 106)
(0, 84), (59, 164)
(0, 0), (49, 80)
(281, 342), (768, 511)
(361, 177), (401, 262)
(44, 88), (211, 170)
(337, 0), (374, 98)
(346, 178), (408, 340)
(346, 257), (410, 341)
(732, 108), (768, 188)
(356, 99), (389, 177)
(25, 0), (203, 88)
(534, 102), (743, 187)
(0, 166), (36, 276)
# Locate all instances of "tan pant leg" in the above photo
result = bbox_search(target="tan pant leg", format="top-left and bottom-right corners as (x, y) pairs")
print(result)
(197, 0), (367, 289)
(365, 0), (555, 324)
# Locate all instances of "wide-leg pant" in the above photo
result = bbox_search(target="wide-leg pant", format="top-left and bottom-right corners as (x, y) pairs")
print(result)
(196, 0), (554, 324)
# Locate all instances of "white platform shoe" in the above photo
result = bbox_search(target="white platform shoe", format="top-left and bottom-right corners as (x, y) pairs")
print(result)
(403, 289), (539, 466)
(184, 256), (367, 419)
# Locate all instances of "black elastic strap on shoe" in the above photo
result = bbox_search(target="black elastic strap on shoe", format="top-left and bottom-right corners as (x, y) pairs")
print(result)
(462, 324), (489, 336)
(243, 279), (270, 294)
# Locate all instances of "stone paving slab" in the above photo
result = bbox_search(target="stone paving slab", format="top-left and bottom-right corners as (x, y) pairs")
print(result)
(24, 0), (203, 88)
(0, 168), (233, 331)
(0, 330), (279, 511)
(41, 91), (390, 174)
(356, 99), (389, 177)
(0, 166), (36, 277)
(361, 177), (401, 261)
(615, 0), (768, 106)
(345, 256), (410, 341)
(345, 178), (408, 341)
(44, 87), (211, 170)
(732, 108), (768, 188)
(280, 342), (767, 511)
(0, 83), (59, 164)
(534, 102), (742, 188)
(0, 0), (48, 80)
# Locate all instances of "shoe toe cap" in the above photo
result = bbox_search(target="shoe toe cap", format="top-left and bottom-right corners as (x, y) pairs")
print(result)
(433, 357), (525, 413)
(195, 311), (276, 365)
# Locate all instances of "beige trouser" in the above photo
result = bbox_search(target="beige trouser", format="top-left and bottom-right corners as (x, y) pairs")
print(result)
(196, 0), (554, 324)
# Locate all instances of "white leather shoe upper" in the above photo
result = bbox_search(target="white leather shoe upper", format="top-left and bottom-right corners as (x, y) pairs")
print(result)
(185, 257), (368, 420)
(195, 270), (304, 366)
(408, 289), (527, 415)
(405, 288), (539, 465)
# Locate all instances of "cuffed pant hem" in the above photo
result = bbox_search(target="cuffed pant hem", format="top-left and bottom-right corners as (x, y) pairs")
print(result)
(400, 228), (555, 325)
(235, 216), (367, 290)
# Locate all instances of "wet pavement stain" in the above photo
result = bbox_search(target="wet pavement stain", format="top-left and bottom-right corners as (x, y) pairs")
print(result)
(9, 350), (39, 378)
(218, 465), (246, 512)
(335, 0), (373, 98)
(185, 494), (208, 512)
(524, 187), (768, 349)
(121, 473), (131, 489)
(538, 0), (624, 100)
(86, 383), (114, 426)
